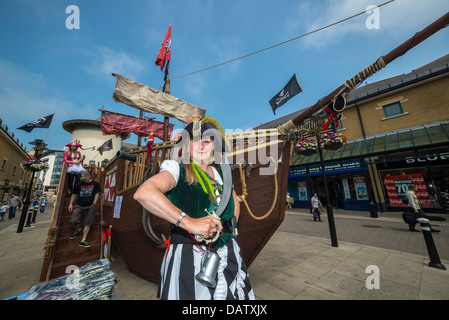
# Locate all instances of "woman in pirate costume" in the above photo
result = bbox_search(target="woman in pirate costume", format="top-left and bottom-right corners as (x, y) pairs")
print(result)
(134, 117), (254, 300)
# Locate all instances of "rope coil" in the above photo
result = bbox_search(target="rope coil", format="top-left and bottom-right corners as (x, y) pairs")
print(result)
(344, 57), (386, 90)
(237, 158), (278, 221)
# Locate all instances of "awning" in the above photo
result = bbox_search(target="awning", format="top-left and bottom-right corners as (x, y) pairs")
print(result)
(291, 121), (449, 167)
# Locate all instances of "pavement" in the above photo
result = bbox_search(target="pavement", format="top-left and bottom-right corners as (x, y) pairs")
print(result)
(1, 205), (449, 300)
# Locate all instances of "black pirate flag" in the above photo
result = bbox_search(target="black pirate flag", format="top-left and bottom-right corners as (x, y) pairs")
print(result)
(269, 74), (302, 115)
(17, 114), (54, 133)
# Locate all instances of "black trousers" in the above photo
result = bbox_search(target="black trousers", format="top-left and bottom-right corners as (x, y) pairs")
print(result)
(67, 173), (81, 194)
(312, 208), (321, 221)
(406, 207), (446, 230)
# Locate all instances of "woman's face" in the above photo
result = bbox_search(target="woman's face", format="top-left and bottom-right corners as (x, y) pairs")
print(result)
(190, 136), (215, 164)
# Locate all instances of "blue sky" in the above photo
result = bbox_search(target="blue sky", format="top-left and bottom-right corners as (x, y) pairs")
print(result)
(1, 0), (448, 152)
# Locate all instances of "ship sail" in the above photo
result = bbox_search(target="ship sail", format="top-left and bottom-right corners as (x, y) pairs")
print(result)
(100, 109), (173, 140)
(112, 73), (206, 123)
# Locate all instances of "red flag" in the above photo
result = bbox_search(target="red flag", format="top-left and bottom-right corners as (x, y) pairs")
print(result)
(155, 25), (171, 71)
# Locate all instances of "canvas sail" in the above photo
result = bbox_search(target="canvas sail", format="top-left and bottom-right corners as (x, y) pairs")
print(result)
(100, 110), (173, 140)
(112, 73), (206, 123)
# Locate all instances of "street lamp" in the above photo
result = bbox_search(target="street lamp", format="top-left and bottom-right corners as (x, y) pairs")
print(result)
(16, 139), (48, 233)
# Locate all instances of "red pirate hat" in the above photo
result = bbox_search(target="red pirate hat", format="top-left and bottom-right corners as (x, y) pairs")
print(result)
(65, 141), (82, 148)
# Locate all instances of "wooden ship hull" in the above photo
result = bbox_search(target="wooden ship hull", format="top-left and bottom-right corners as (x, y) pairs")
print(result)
(101, 129), (291, 282)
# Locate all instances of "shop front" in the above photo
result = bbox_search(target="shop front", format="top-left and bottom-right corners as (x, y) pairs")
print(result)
(288, 121), (449, 214)
(288, 159), (372, 211)
(375, 147), (449, 213)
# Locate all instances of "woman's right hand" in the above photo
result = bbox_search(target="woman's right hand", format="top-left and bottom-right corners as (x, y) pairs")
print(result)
(181, 214), (223, 239)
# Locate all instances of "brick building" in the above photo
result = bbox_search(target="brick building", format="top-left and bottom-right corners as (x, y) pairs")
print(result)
(0, 119), (33, 201)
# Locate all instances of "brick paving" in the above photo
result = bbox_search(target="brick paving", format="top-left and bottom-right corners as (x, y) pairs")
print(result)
(280, 209), (449, 261)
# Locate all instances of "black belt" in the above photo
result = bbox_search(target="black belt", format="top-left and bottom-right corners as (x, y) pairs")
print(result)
(170, 219), (233, 245)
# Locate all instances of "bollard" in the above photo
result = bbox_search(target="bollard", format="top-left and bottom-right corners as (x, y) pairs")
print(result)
(31, 205), (38, 223)
(25, 206), (34, 228)
(417, 218), (446, 270)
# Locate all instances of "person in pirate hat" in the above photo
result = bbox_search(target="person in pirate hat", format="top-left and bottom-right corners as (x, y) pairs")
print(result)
(134, 116), (254, 300)
(63, 141), (86, 195)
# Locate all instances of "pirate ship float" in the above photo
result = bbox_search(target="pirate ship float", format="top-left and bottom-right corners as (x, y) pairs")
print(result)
(40, 12), (449, 282)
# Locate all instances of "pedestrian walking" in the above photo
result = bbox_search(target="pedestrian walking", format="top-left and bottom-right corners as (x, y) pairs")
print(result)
(404, 184), (446, 232)
(8, 194), (23, 220)
(311, 193), (323, 222)
(286, 193), (293, 209)
(39, 195), (48, 215)
(68, 171), (101, 248)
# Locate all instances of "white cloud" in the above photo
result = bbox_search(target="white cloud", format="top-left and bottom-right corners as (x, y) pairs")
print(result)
(82, 45), (146, 81)
(285, 0), (449, 49)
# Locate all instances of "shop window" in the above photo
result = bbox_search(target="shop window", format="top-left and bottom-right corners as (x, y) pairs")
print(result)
(340, 174), (369, 201)
(382, 102), (403, 118)
(380, 167), (440, 209)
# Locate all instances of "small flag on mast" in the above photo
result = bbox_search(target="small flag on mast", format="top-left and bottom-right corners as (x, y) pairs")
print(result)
(269, 74), (302, 115)
(97, 138), (113, 155)
(155, 25), (172, 71)
(17, 114), (54, 133)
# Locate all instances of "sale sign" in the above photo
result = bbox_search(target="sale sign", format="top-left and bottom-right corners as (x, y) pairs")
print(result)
(383, 173), (432, 208)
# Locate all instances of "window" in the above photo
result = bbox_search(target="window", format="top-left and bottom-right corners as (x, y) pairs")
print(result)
(383, 102), (403, 118)
(1, 158), (6, 170)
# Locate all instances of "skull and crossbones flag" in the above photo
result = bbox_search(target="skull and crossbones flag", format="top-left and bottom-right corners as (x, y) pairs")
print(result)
(17, 114), (54, 133)
(269, 74), (302, 115)
(98, 138), (113, 155)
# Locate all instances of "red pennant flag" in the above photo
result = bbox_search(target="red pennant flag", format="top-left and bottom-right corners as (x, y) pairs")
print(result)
(155, 25), (171, 71)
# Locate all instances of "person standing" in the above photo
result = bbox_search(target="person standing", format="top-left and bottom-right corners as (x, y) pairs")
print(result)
(39, 195), (48, 215)
(134, 116), (254, 300)
(311, 193), (323, 222)
(30, 195), (39, 223)
(0, 201), (9, 222)
(63, 141), (86, 196)
(286, 193), (292, 209)
(8, 194), (23, 220)
(68, 171), (101, 248)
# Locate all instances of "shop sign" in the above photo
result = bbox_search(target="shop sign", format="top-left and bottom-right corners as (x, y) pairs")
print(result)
(404, 152), (449, 164)
(342, 179), (351, 199)
(289, 159), (363, 177)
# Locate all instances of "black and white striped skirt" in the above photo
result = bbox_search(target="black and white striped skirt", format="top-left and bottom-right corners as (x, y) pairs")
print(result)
(157, 238), (255, 300)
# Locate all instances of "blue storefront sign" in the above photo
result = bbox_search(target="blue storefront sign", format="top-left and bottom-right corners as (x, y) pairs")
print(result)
(289, 159), (365, 178)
